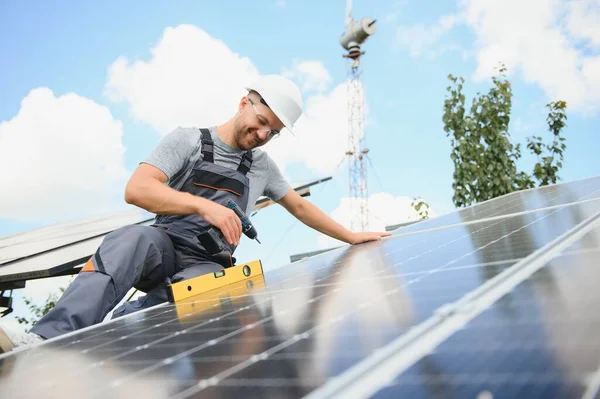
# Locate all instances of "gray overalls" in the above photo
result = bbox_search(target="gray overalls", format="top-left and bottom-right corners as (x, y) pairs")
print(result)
(32, 129), (253, 339)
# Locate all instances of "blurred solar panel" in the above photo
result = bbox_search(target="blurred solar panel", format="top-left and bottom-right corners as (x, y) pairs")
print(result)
(370, 224), (600, 399)
(1, 192), (599, 398)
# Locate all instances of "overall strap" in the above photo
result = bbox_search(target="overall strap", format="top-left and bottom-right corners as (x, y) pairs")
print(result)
(237, 150), (253, 175)
(199, 128), (214, 163)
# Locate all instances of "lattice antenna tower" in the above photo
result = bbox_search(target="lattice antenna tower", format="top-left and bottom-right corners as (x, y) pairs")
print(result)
(339, 0), (377, 232)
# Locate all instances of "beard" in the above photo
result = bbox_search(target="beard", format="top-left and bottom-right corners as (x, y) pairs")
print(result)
(233, 121), (266, 150)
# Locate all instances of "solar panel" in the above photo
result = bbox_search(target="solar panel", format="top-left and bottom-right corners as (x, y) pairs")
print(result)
(0, 208), (152, 265)
(1, 185), (599, 398)
(369, 224), (600, 399)
(394, 175), (600, 235)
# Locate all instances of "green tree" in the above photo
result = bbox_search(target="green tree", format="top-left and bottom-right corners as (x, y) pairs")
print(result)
(442, 64), (568, 208)
(526, 100), (568, 186)
(16, 280), (70, 329)
(411, 197), (430, 220)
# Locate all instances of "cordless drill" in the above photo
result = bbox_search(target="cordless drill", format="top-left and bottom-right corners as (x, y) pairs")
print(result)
(224, 199), (261, 244)
(197, 199), (261, 255)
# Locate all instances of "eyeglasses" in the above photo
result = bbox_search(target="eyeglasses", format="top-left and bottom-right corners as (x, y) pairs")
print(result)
(247, 97), (280, 139)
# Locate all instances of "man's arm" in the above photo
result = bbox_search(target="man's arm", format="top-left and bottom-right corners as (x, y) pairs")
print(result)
(124, 163), (243, 246)
(125, 163), (200, 215)
(277, 189), (391, 245)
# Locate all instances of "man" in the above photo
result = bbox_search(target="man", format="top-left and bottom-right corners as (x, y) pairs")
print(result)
(0, 75), (390, 353)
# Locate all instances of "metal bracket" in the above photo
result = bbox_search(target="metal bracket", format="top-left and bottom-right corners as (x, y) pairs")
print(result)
(0, 290), (14, 317)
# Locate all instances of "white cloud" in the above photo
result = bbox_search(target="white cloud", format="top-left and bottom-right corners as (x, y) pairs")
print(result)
(565, 0), (600, 49)
(465, 0), (600, 113)
(105, 24), (260, 135)
(263, 82), (353, 175)
(396, 0), (600, 114)
(106, 24), (354, 177)
(317, 192), (435, 249)
(0, 88), (129, 221)
(282, 60), (332, 93)
(396, 14), (459, 57)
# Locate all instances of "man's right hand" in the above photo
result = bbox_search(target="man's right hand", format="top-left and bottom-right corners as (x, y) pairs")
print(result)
(197, 199), (242, 246)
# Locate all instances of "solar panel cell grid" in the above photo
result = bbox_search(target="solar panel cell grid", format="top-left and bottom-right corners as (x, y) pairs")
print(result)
(372, 244), (600, 399)
(2, 198), (599, 398)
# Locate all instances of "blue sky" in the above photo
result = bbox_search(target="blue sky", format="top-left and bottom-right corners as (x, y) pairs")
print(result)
(1, 0), (599, 315)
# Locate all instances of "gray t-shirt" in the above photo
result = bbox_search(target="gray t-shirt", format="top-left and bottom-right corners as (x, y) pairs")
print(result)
(142, 126), (291, 214)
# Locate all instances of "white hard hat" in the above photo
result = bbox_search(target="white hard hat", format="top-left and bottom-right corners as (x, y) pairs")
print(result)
(245, 75), (303, 133)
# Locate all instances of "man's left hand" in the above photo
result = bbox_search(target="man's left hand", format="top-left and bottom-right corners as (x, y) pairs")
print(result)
(349, 231), (392, 245)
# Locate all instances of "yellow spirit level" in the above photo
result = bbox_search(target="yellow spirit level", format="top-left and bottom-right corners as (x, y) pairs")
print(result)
(166, 259), (264, 303)
(173, 274), (266, 320)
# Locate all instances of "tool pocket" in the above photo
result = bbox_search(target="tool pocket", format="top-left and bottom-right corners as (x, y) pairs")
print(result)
(192, 168), (246, 197)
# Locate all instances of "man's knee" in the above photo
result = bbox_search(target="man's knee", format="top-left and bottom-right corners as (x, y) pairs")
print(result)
(92, 225), (174, 294)
(100, 225), (174, 269)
